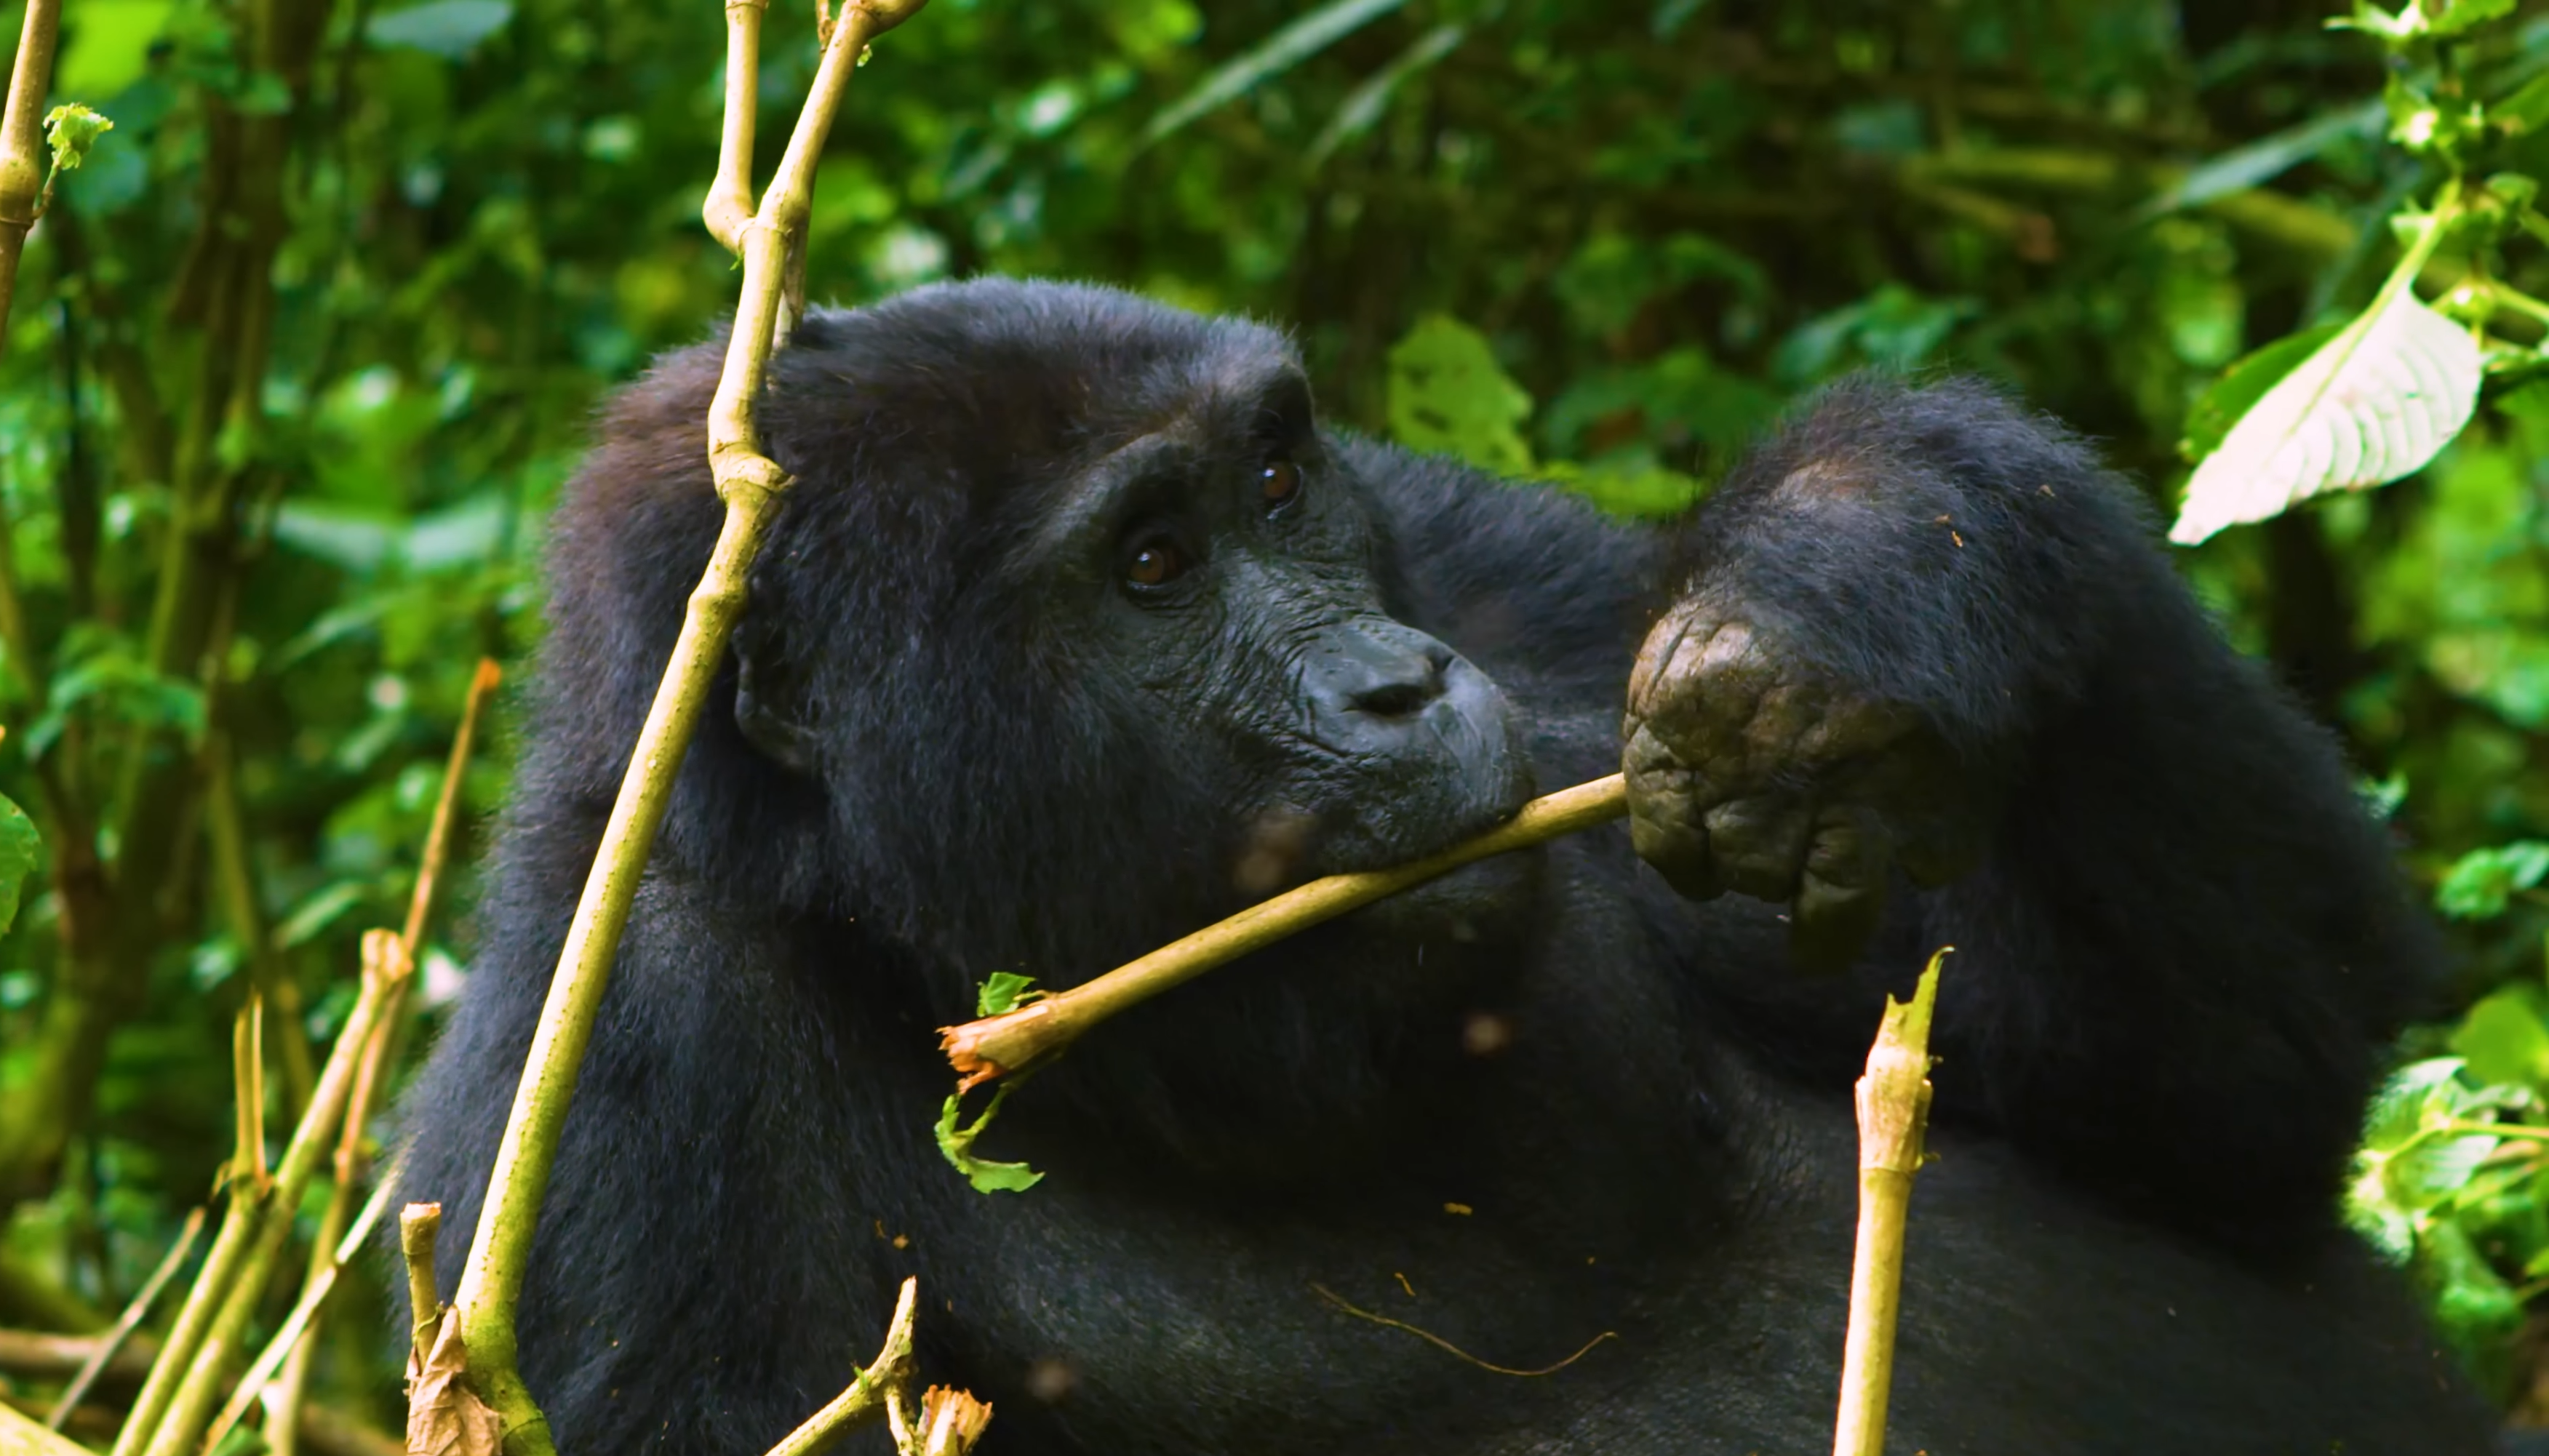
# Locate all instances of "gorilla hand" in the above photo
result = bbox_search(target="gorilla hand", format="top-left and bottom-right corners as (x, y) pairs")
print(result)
(1621, 596), (1987, 971)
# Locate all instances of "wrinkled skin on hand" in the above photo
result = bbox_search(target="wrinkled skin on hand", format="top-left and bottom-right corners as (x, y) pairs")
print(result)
(1622, 596), (1988, 970)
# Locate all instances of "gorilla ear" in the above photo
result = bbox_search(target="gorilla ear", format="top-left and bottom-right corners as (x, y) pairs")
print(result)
(733, 613), (822, 777)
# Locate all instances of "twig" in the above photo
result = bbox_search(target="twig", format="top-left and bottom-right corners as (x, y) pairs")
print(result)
(1308, 1284), (1615, 1377)
(1830, 946), (1949, 1456)
(44, 1209), (206, 1430)
(442, 9), (927, 1455)
(763, 1278), (917, 1456)
(198, 1174), (396, 1455)
(0, 0), (61, 338)
(268, 657), (499, 1456)
(108, 932), (407, 1456)
(940, 774), (1628, 1087)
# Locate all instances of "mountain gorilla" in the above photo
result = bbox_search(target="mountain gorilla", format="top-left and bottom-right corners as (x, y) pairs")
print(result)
(394, 277), (2497, 1454)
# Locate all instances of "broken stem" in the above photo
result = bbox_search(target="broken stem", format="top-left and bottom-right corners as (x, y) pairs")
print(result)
(1830, 945), (1948, 1456)
(939, 773), (1628, 1087)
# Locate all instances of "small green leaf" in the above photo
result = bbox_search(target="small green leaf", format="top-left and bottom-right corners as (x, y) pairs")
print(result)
(41, 105), (116, 174)
(2169, 289), (2481, 544)
(2437, 842), (2549, 920)
(2363, 1057), (2472, 1152)
(0, 793), (41, 940)
(976, 972), (1039, 1017)
(936, 1090), (1044, 1195)
(2452, 988), (2549, 1087)
(2386, 1130), (2501, 1211)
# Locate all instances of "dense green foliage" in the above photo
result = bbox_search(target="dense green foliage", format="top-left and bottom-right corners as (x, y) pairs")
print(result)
(7, 0), (2549, 1433)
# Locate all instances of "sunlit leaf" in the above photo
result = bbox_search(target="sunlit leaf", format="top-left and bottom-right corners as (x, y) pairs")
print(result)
(54, 1), (174, 98)
(2452, 987), (2549, 1088)
(2169, 290), (2481, 544)
(2437, 841), (2549, 920)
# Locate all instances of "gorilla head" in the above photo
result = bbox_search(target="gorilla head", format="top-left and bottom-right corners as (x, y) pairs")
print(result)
(545, 280), (1540, 1169)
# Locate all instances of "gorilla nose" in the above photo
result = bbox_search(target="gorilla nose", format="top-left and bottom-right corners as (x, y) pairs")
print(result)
(1313, 623), (1453, 725)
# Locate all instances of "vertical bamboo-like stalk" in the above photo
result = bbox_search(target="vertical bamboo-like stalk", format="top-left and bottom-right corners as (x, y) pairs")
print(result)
(438, 7), (928, 1454)
(0, 0), (60, 336)
(1830, 948), (1947, 1456)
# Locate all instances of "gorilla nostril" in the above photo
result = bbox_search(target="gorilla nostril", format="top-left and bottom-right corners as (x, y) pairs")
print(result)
(1349, 671), (1442, 720)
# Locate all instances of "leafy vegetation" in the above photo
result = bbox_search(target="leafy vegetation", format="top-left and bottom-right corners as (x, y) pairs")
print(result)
(7, 0), (2549, 1435)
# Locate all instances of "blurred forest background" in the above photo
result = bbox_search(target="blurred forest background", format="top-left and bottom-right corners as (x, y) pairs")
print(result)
(7, 0), (2549, 1444)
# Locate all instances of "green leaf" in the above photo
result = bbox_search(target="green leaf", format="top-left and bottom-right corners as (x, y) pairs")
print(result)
(2387, 1130), (2502, 1211)
(1137, 0), (1405, 150)
(1305, 22), (1464, 169)
(2139, 101), (2383, 219)
(2363, 1057), (2473, 1153)
(2417, 1217), (2524, 1356)
(0, 793), (41, 940)
(41, 105), (116, 175)
(935, 1090), (1044, 1195)
(2452, 989), (2549, 1087)
(2425, 0), (2516, 37)
(54, 0), (174, 97)
(2436, 841), (2549, 920)
(976, 972), (1039, 1017)
(2498, 74), (2549, 136)
(275, 881), (367, 950)
(369, 0), (513, 59)
(1386, 316), (1536, 475)
(2169, 290), (2481, 544)
(25, 636), (209, 758)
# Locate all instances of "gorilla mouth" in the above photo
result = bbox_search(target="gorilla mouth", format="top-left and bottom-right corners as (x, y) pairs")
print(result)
(1231, 774), (1538, 902)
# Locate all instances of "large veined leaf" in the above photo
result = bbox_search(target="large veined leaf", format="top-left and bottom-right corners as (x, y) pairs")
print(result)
(2169, 289), (2481, 545)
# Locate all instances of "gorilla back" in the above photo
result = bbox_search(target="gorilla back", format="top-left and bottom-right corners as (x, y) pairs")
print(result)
(394, 278), (2496, 1454)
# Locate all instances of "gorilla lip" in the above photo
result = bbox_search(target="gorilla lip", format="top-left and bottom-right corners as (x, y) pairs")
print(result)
(938, 772), (1628, 1089)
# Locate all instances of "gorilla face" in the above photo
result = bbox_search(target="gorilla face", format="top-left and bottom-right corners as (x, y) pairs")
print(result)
(1037, 366), (1535, 897)
(723, 286), (1541, 1144)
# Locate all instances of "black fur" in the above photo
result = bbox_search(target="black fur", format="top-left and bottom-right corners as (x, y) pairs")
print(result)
(393, 279), (2495, 1454)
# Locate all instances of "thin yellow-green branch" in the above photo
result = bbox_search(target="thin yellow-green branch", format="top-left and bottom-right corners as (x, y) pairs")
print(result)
(44, 1207), (204, 1431)
(130, 934), (403, 1456)
(941, 774), (1628, 1087)
(444, 9), (925, 1454)
(762, 1278), (917, 1456)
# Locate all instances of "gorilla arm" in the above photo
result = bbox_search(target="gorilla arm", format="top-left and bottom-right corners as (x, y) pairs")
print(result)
(1622, 377), (2434, 1248)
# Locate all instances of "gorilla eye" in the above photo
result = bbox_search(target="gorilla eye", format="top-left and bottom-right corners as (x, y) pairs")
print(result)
(1124, 536), (1191, 589)
(1260, 459), (1303, 510)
